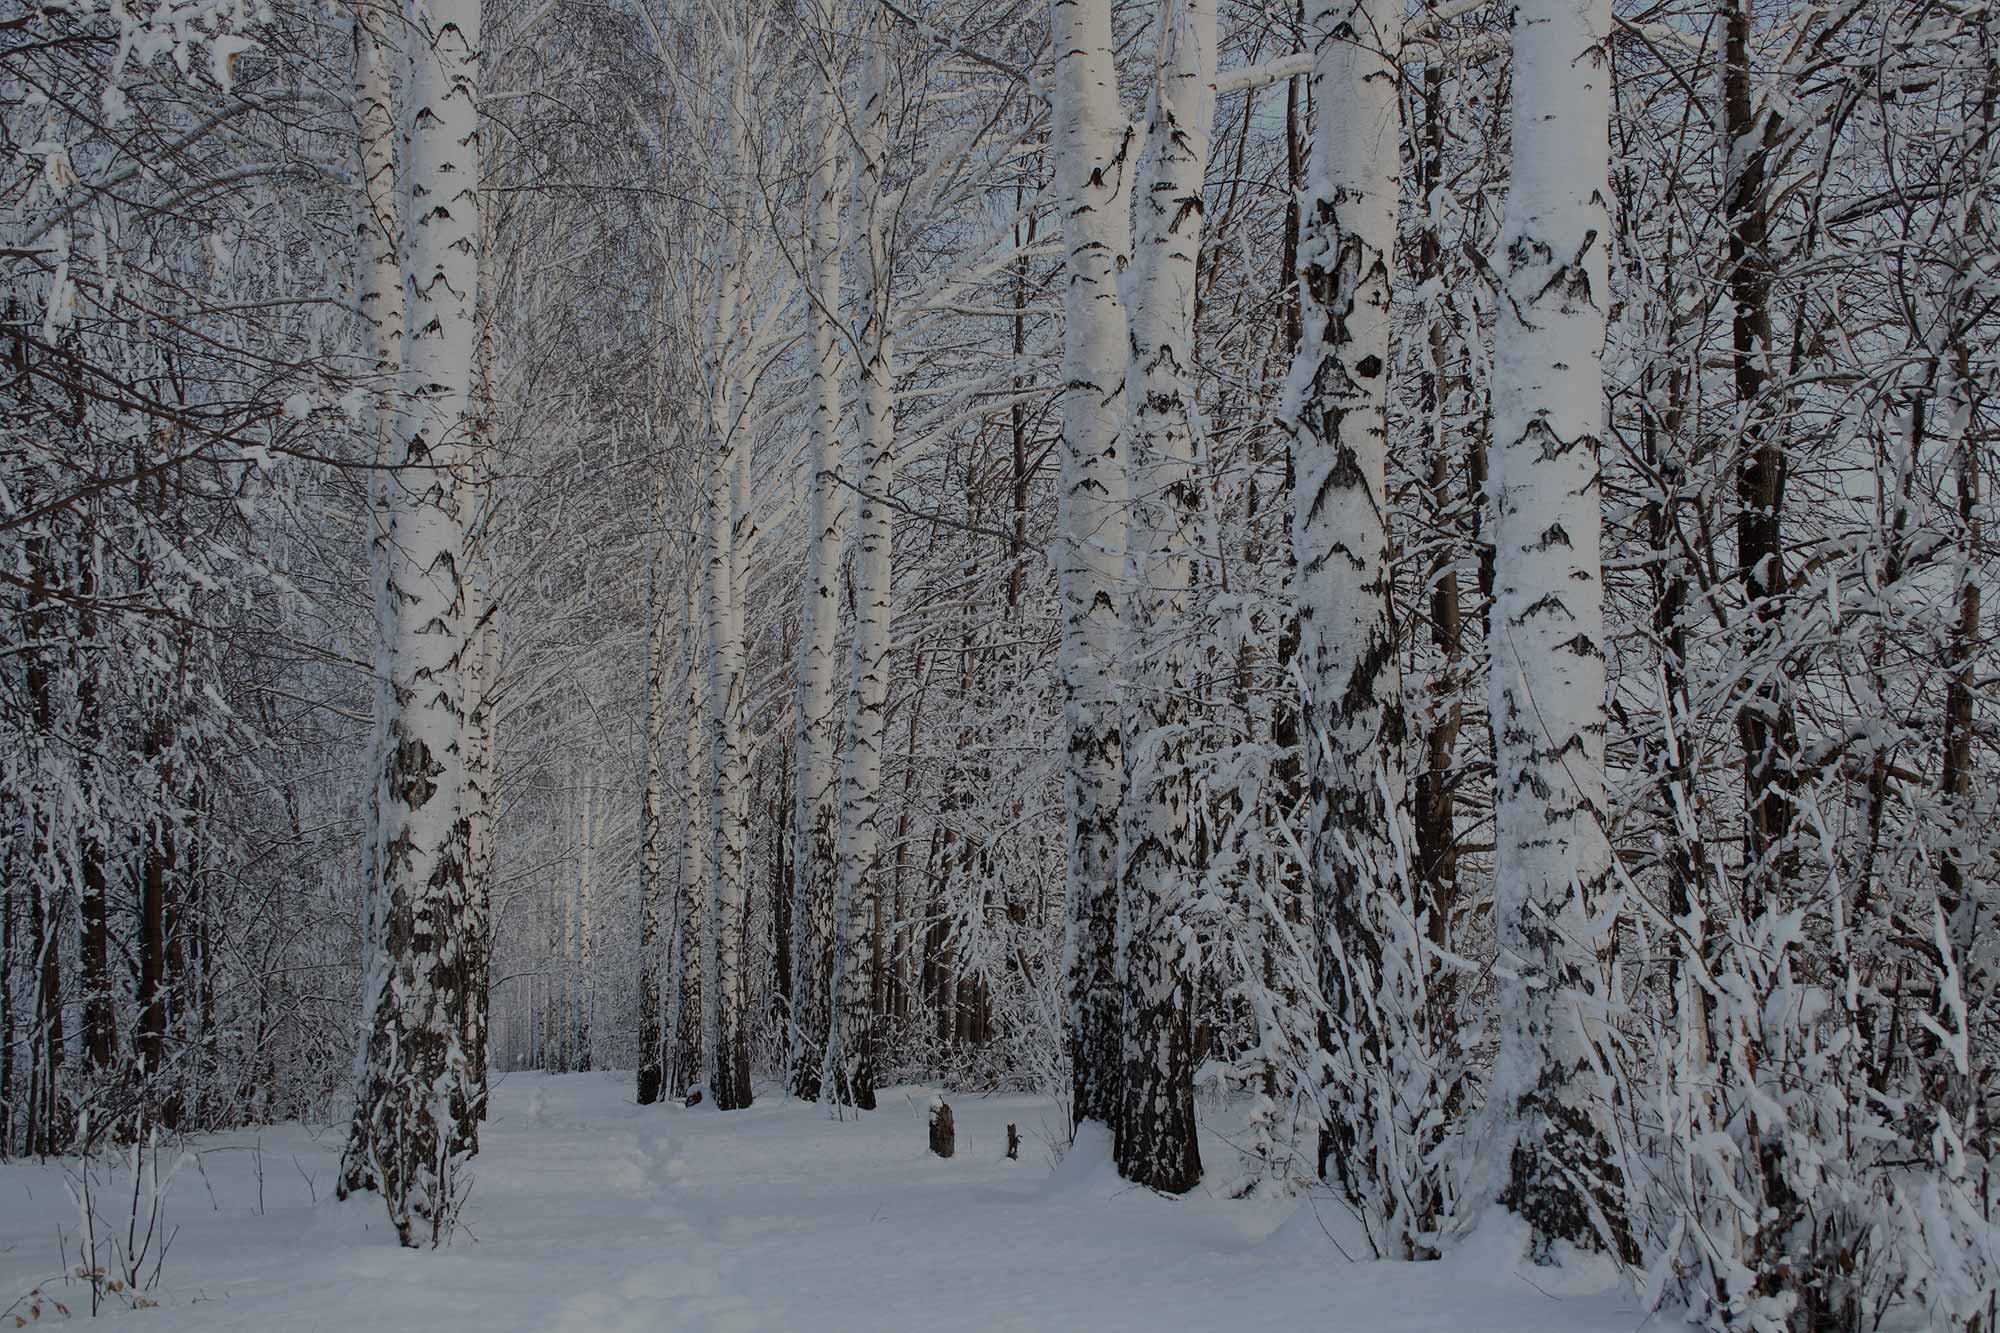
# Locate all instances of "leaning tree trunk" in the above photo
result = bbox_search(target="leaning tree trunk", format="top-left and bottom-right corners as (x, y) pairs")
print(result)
(789, 36), (850, 1102)
(826, 17), (896, 1113)
(1114, 0), (1214, 1197)
(1485, 0), (1623, 1261)
(339, 0), (483, 1248)
(1048, 0), (1133, 1139)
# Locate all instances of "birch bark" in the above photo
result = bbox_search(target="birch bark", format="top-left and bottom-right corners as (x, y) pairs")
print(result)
(339, 0), (402, 1198)
(1485, 0), (1622, 1258)
(671, 554), (708, 1099)
(1114, 0), (1213, 1196)
(341, 0), (483, 1246)
(826, 15), (896, 1112)
(1282, 0), (1451, 1254)
(788, 40), (851, 1102)
(638, 484), (670, 1105)
(1049, 0), (1134, 1136)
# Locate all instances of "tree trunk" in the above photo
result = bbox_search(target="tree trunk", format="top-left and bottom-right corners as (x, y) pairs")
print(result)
(339, 0), (484, 1245)
(1282, 0), (1416, 1242)
(1486, 0), (1624, 1261)
(826, 17), (897, 1114)
(790, 35), (850, 1101)
(1114, 0), (1214, 1197)
(1048, 0), (1134, 1139)
(638, 529), (669, 1106)
(671, 557), (708, 1099)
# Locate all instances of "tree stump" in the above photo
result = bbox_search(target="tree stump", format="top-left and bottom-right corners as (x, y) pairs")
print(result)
(928, 1099), (955, 1158)
(1006, 1123), (1020, 1161)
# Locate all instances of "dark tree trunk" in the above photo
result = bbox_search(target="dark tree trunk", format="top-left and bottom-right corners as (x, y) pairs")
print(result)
(1725, 0), (1797, 902)
(75, 526), (115, 1077)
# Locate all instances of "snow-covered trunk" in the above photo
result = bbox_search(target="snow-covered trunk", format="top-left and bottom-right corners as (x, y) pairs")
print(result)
(788, 44), (850, 1106)
(1049, 0), (1133, 1137)
(825, 18), (895, 1112)
(637, 492), (669, 1106)
(1114, 0), (1213, 1196)
(1282, 0), (1449, 1256)
(1484, 0), (1623, 1260)
(338, 0), (403, 1199)
(670, 556), (708, 1099)
(341, 0), (482, 1247)
(1723, 0), (1796, 909)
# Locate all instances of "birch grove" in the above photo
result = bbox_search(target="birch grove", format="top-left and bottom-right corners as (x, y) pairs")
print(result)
(7, 0), (2000, 1315)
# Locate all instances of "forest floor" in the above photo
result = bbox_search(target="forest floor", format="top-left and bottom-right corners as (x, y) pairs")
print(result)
(0, 1071), (1649, 1330)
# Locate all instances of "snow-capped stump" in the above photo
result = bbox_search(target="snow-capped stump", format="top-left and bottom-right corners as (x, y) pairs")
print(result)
(927, 1099), (954, 1159)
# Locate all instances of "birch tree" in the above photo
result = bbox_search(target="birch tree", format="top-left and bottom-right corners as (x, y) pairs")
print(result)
(1281, 0), (1460, 1256)
(1049, 0), (1134, 1138)
(672, 554), (710, 1099)
(1114, 0), (1214, 1195)
(825, 11), (898, 1112)
(637, 478), (671, 1105)
(340, 0), (486, 1245)
(1483, 0), (1622, 1259)
(788, 3), (851, 1103)
(338, 0), (405, 1193)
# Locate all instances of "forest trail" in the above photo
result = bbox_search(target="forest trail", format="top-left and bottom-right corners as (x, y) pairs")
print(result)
(0, 1074), (1643, 1331)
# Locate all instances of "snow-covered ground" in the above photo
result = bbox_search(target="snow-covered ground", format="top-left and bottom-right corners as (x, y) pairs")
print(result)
(0, 1073), (1647, 1330)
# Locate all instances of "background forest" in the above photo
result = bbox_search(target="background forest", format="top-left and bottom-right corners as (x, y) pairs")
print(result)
(4, 0), (1998, 1325)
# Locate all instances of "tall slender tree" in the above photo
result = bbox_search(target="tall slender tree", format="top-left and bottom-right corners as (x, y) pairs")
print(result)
(789, 1), (851, 1102)
(339, 0), (486, 1246)
(1114, 0), (1214, 1196)
(1484, 0), (1622, 1260)
(1283, 0), (1457, 1256)
(1049, 0), (1134, 1139)
(825, 11), (898, 1112)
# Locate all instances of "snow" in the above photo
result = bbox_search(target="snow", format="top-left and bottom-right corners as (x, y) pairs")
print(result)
(0, 1073), (1648, 1331)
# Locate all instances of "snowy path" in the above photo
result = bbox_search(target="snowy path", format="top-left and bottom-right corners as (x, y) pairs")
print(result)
(0, 1074), (1646, 1330)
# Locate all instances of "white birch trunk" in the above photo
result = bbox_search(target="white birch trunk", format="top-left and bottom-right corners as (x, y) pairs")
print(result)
(670, 554), (708, 1098)
(1485, 0), (1621, 1259)
(825, 17), (896, 1112)
(457, 196), (500, 1125)
(788, 43), (851, 1103)
(1114, 0), (1213, 1195)
(339, 0), (403, 1201)
(638, 479), (670, 1105)
(1281, 0), (1447, 1256)
(342, 0), (482, 1246)
(1049, 0), (1134, 1136)
(701, 39), (756, 1111)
